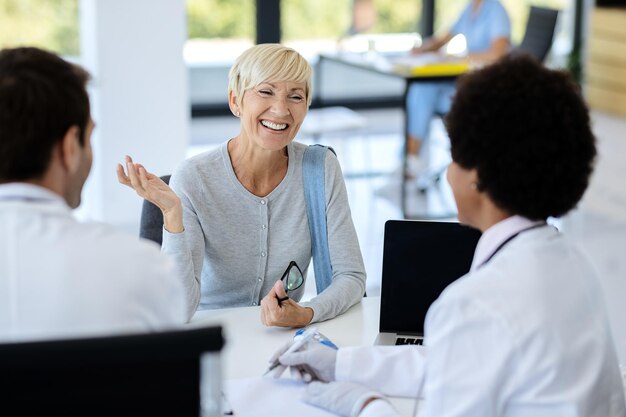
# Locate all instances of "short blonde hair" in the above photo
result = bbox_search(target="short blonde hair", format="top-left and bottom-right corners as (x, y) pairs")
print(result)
(228, 43), (312, 108)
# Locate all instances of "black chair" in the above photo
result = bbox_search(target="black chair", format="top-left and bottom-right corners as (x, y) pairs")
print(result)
(515, 6), (559, 62)
(139, 174), (171, 246)
(0, 326), (224, 417)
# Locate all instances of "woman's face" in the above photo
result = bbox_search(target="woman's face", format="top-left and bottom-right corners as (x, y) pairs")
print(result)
(446, 161), (481, 228)
(234, 80), (308, 152)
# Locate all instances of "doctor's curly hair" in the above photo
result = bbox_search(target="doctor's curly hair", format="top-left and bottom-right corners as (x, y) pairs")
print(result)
(445, 53), (596, 220)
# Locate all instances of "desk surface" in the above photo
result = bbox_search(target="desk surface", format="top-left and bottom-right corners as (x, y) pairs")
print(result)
(191, 297), (417, 416)
(190, 296), (381, 380)
(319, 51), (466, 82)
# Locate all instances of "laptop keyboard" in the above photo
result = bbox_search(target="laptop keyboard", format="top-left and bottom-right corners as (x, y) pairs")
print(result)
(395, 337), (423, 345)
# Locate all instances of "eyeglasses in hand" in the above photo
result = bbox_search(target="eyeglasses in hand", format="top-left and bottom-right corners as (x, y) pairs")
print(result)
(277, 261), (304, 303)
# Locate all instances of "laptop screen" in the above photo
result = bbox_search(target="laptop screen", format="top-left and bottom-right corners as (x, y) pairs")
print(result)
(380, 220), (481, 335)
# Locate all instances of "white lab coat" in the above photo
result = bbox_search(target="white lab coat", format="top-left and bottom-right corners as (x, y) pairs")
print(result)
(0, 184), (186, 342)
(336, 223), (626, 417)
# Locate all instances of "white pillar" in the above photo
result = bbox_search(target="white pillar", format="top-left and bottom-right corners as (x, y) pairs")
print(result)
(78, 0), (188, 233)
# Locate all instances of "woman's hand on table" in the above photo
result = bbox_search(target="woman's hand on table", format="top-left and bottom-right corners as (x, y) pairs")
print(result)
(260, 280), (314, 327)
(116, 155), (184, 233)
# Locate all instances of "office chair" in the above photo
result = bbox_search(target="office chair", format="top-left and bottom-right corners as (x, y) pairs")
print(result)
(419, 6), (559, 192)
(0, 326), (224, 417)
(139, 174), (170, 246)
(515, 6), (559, 62)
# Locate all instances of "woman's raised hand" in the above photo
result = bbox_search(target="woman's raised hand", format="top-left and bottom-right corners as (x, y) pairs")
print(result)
(116, 155), (184, 233)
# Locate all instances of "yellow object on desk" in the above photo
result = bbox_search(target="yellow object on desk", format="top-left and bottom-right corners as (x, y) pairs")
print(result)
(393, 61), (470, 77)
(388, 52), (470, 77)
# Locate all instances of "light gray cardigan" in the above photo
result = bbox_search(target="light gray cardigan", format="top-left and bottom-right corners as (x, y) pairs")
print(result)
(162, 141), (366, 322)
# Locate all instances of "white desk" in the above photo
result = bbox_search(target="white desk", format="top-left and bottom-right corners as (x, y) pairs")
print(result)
(190, 297), (382, 380)
(190, 297), (416, 416)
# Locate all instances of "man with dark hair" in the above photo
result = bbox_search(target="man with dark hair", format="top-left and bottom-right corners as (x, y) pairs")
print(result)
(271, 54), (626, 417)
(0, 47), (185, 341)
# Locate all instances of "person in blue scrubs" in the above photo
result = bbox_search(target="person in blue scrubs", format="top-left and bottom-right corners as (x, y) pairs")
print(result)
(404, 0), (510, 179)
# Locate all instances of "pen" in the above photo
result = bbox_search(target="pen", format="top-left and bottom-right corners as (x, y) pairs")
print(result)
(263, 326), (318, 376)
(294, 327), (338, 350)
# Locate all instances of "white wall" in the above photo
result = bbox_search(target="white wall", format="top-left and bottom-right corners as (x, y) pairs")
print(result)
(78, 0), (189, 233)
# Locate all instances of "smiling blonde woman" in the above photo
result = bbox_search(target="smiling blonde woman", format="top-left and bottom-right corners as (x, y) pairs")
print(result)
(117, 44), (366, 328)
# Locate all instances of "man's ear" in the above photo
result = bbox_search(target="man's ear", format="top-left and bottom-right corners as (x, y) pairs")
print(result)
(469, 168), (483, 192)
(60, 125), (82, 174)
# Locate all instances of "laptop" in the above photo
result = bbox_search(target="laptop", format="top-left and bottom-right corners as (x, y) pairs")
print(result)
(374, 220), (481, 346)
(0, 326), (224, 417)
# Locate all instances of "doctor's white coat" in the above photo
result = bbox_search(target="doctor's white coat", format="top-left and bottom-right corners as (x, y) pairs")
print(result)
(336, 226), (626, 417)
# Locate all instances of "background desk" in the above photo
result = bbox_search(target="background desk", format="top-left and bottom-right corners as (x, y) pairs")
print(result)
(190, 297), (416, 416)
(317, 52), (463, 219)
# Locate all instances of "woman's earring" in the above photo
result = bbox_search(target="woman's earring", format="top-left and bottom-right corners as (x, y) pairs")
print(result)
(235, 110), (240, 117)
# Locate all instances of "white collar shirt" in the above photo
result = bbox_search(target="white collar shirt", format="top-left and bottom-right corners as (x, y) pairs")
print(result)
(0, 183), (185, 342)
(470, 215), (545, 272)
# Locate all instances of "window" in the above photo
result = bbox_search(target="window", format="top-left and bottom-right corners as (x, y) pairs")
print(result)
(282, 0), (422, 57)
(0, 0), (79, 56)
(281, 0), (352, 58)
(185, 0), (255, 63)
(185, 0), (256, 107)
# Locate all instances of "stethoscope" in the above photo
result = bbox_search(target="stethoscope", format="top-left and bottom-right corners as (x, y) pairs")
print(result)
(477, 222), (549, 269)
(410, 222), (551, 416)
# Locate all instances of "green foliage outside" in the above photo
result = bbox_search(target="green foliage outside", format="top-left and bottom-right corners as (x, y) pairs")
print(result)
(365, 0), (422, 34)
(186, 0), (567, 43)
(187, 0), (255, 40)
(0, 0), (79, 56)
(0, 0), (568, 56)
(189, 0), (422, 41)
(282, 0), (351, 39)
(281, 0), (421, 41)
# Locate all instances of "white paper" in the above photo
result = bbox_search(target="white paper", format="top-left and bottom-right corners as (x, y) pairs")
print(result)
(225, 377), (337, 417)
(389, 52), (444, 67)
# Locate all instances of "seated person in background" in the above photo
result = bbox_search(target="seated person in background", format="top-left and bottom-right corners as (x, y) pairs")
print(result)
(273, 54), (626, 417)
(117, 44), (366, 328)
(0, 47), (186, 342)
(405, 0), (510, 179)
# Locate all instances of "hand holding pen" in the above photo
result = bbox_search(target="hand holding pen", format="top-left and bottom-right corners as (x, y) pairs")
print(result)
(264, 327), (339, 382)
(264, 326), (319, 377)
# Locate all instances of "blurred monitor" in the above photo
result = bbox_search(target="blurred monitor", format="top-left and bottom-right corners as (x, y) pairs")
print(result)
(0, 326), (224, 417)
